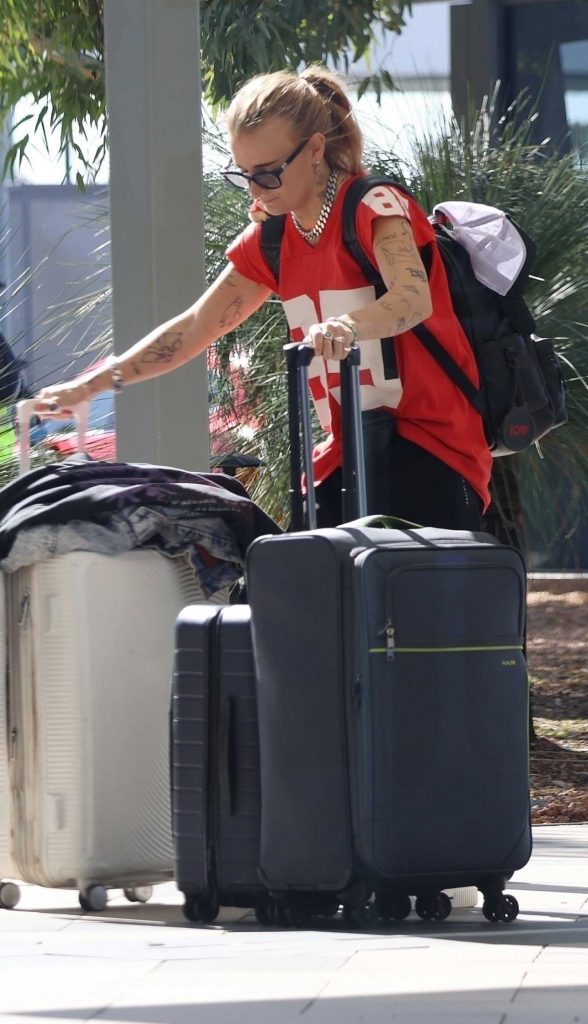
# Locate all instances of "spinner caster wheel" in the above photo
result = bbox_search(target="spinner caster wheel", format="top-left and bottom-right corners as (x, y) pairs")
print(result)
(0, 882), (21, 909)
(124, 886), (153, 904)
(415, 892), (452, 922)
(269, 904), (289, 926)
(198, 897), (220, 924)
(316, 898), (340, 919)
(284, 904), (310, 928)
(376, 894), (412, 922)
(254, 895), (272, 926)
(482, 894), (519, 923)
(182, 894), (219, 923)
(343, 902), (379, 929)
(79, 885), (108, 912)
(182, 894), (201, 922)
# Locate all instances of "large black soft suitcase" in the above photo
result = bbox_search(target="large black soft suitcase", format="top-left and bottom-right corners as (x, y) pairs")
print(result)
(171, 603), (268, 923)
(247, 344), (532, 926)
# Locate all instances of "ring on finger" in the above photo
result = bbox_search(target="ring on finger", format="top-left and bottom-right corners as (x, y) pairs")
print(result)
(323, 330), (333, 340)
(49, 399), (59, 411)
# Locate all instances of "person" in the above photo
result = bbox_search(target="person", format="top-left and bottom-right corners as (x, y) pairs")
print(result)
(0, 326), (26, 465)
(34, 65), (491, 530)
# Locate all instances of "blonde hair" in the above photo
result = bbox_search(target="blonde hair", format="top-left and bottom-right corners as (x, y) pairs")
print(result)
(224, 65), (365, 175)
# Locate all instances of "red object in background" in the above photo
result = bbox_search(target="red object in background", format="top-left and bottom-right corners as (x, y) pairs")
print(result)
(44, 430), (117, 462)
(41, 350), (258, 464)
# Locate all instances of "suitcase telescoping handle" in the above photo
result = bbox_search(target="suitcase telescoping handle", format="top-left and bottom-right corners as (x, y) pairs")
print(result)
(16, 398), (89, 474)
(284, 341), (367, 530)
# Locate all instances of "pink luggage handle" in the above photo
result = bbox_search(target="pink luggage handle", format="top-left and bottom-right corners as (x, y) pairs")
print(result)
(17, 398), (89, 474)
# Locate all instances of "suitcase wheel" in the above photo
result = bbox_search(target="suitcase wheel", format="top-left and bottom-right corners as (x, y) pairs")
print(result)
(342, 901), (379, 929)
(284, 904), (311, 928)
(414, 892), (452, 922)
(376, 894), (411, 922)
(124, 886), (153, 904)
(268, 904), (289, 927)
(79, 885), (108, 912)
(182, 893), (219, 924)
(482, 893), (519, 923)
(0, 881), (21, 910)
(254, 895), (273, 926)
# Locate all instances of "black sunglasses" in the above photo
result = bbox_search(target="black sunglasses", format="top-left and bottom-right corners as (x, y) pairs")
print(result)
(222, 139), (307, 191)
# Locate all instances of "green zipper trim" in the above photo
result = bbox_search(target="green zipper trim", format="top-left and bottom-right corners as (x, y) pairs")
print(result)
(369, 644), (524, 655)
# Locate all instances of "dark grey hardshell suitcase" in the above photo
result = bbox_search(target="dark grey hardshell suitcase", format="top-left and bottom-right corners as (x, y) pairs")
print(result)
(171, 603), (267, 923)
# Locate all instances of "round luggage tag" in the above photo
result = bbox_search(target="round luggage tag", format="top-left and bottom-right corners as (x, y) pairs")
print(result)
(500, 407), (535, 451)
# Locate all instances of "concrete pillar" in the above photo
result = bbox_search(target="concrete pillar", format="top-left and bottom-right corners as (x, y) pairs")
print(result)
(103, 0), (209, 470)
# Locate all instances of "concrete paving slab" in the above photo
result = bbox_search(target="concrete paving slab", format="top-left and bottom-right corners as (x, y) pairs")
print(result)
(0, 825), (587, 1024)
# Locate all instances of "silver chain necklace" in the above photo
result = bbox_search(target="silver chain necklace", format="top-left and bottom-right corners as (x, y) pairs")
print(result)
(291, 169), (338, 243)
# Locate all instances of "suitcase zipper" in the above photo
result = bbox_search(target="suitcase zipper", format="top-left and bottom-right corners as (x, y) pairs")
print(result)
(370, 634), (523, 659)
(376, 619), (396, 661)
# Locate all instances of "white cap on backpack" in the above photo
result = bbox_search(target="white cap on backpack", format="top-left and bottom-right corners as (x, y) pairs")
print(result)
(433, 201), (527, 296)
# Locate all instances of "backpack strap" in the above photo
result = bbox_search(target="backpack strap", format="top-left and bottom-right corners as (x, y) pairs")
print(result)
(342, 175), (484, 411)
(411, 323), (483, 412)
(260, 214), (287, 283)
(341, 176), (415, 283)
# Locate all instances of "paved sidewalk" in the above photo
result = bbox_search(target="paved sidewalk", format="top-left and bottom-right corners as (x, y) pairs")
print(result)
(1, 824), (587, 1024)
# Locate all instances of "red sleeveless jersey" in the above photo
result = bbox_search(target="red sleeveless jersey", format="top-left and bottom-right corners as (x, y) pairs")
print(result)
(226, 176), (492, 509)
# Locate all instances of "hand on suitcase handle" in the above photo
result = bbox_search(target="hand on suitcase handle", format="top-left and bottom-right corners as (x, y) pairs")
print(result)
(304, 318), (359, 361)
(17, 398), (89, 474)
(283, 340), (361, 369)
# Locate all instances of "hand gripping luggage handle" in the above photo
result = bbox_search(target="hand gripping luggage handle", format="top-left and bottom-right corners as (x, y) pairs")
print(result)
(284, 342), (367, 529)
(17, 398), (89, 474)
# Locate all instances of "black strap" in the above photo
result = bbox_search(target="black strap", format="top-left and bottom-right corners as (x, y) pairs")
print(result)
(260, 215), (287, 283)
(411, 323), (484, 413)
(342, 175), (484, 412)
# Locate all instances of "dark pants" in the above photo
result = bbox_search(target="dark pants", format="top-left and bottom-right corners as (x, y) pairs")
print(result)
(315, 410), (483, 531)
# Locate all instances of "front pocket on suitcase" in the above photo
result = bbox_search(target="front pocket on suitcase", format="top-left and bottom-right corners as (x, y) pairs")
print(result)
(352, 557), (528, 880)
(384, 563), (525, 646)
(362, 644), (529, 879)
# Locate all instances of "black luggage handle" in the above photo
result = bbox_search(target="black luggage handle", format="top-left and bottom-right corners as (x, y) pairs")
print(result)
(218, 696), (234, 817)
(284, 342), (367, 530)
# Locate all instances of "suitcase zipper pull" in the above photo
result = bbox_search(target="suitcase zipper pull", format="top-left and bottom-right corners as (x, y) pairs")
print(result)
(378, 619), (396, 661)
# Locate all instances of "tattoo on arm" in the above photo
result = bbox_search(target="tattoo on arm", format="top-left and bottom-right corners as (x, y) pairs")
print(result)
(407, 267), (427, 282)
(219, 295), (244, 330)
(140, 331), (184, 368)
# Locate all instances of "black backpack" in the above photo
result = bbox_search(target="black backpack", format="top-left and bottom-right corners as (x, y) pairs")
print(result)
(260, 175), (568, 456)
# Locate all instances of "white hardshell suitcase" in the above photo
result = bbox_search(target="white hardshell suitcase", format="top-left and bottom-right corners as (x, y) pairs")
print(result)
(0, 401), (227, 910)
(1, 549), (225, 910)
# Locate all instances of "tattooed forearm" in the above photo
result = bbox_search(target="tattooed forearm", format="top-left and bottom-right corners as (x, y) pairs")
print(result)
(139, 332), (185, 368)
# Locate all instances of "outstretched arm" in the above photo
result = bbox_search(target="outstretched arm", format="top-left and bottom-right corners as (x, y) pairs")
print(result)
(35, 265), (271, 415)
